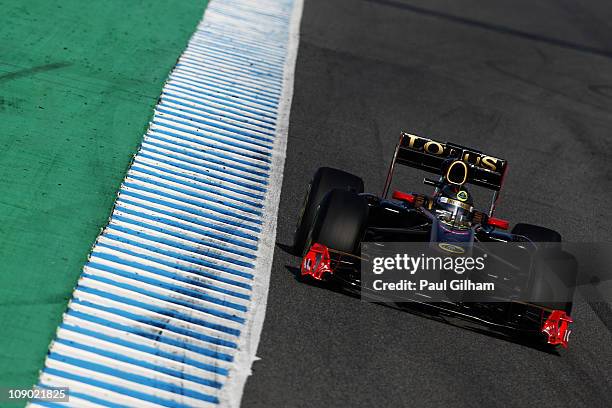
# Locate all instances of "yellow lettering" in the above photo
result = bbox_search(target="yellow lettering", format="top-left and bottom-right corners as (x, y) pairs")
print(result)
(424, 141), (444, 155)
(481, 156), (498, 171)
(404, 133), (422, 149)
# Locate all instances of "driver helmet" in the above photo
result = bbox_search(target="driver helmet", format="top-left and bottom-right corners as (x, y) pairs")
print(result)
(434, 184), (474, 229)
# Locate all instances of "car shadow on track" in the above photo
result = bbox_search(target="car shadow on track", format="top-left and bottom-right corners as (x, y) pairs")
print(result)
(277, 241), (561, 356)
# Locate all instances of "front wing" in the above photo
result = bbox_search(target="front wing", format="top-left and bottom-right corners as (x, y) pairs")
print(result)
(300, 243), (573, 348)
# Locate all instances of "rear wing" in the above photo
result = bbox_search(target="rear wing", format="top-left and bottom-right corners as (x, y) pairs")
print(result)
(382, 132), (508, 213)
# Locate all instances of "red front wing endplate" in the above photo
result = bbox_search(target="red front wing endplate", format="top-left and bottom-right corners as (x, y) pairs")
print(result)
(301, 243), (332, 280)
(541, 310), (573, 348)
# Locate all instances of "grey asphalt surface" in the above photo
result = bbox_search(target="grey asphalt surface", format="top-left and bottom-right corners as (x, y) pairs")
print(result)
(242, 0), (612, 407)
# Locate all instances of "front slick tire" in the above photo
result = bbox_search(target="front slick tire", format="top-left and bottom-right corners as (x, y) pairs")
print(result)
(307, 189), (369, 255)
(293, 167), (364, 255)
(511, 223), (575, 314)
(529, 249), (577, 315)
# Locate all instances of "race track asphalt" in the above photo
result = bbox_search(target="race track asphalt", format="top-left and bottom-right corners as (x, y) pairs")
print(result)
(242, 0), (612, 407)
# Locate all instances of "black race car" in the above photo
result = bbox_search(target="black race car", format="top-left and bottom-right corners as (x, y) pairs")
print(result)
(293, 132), (577, 348)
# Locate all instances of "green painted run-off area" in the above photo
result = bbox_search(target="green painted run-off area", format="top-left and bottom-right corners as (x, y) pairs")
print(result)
(0, 0), (208, 399)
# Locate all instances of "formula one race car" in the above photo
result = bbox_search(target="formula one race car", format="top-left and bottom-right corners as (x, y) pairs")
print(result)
(292, 132), (577, 348)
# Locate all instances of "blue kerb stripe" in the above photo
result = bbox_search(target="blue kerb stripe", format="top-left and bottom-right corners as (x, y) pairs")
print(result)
(157, 103), (276, 142)
(175, 61), (281, 89)
(109, 216), (257, 259)
(66, 309), (234, 361)
(130, 165), (265, 208)
(142, 136), (271, 177)
(139, 143), (268, 182)
(44, 366), (217, 406)
(87, 261), (248, 312)
(47, 351), (220, 402)
(70, 295), (240, 349)
(162, 90), (278, 127)
(193, 33), (288, 64)
(129, 161), (267, 201)
(161, 95), (277, 128)
(90, 251), (251, 300)
(104, 231), (256, 277)
(176, 57), (284, 89)
(116, 196), (260, 242)
(112, 206), (259, 251)
(163, 89), (278, 122)
(37, 383), (128, 408)
(54, 338), (223, 389)
(187, 41), (285, 71)
(126, 173), (264, 215)
(142, 133), (271, 171)
(172, 68), (281, 102)
(108, 222), (257, 266)
(164, 82), (279, 116)
(182, 48), (284, 78)
(65, 392), (124, 408)
(61, 323), (229, 375)
(177, 54), (279, 90)
(170, 72), (280, 107)
(131, 160), (266, 199)
(95, 241), (253, 290)
(139, 147), (269, 190)
(77, 279), (246, 328)
(195, 32), (287, 64)
(54, 390), (127, 408)
(152, 120), (272, 155)
(178, 55), (283, 86)
(121, 181), (263, 225)
(157, 103), (274, 139)
(147, 126), (272, 168)
(174, 64), (282, 96)
(118, 185), (261, 226)
(168, 74), (280, 107)
(118, 190), (262, 234)
(190, 34), (288, 59)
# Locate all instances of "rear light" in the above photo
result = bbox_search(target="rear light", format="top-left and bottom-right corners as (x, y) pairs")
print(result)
(392, 190), (415, 203)
(488, 217), (509, 230)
